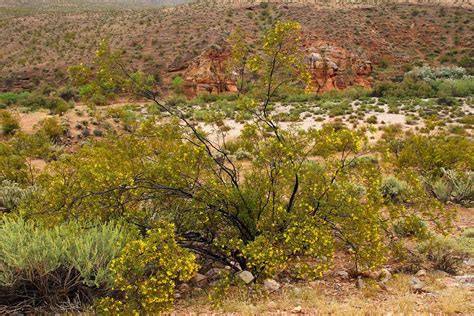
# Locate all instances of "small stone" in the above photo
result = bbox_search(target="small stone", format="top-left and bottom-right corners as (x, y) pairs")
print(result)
(174, 292), (182, 299)
(192, 287), (203, 294)
(237, 270), (255, 284)
(263, 279), (281, 292)
(454, 274), (474, 286)
(464, 258), (474, 267)
(356, 277), (365, 289)
(178, 283), (191, 293)
(291, 305), (302, 313)
(190, 273), (207, 285)
(206, 267), (222, 276)
(379, 268), (392, 282)
(415, 269), (427, 277)
(335, 270), (349, 279)
(206, 268), (223, 280)
(410, 277), (424, 292)
(292, 287), (302, 295)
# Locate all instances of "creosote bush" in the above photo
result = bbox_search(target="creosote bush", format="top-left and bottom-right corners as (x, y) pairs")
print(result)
(96, 222), (198, 314)
(0, 110), (20, 135)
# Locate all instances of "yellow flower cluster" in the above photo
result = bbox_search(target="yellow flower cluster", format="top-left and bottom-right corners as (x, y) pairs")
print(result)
(96, 223), (198, 315)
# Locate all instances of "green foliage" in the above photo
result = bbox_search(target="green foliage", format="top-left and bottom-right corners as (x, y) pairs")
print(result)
(69, 39), (156, 105)
(434, 78), (474, 97)
(19, 93), (72, 114)
(430, 168), (473, 207)
(456, 228), (474, 256)
(372, 79), (434, 98)
(36, 117), (66, 142)
(384, 133), (474, 177)
(0, 180), (36, 211)
(380, 176), (411, 203)
(171, 75), (185, 95)
(406, 66), (468, 81)
(0, 217), (132, 307)
(0, 110), (20, 135)
(0, 142), (28, 184)
(393, 216), (428, 238)
(96, 222), (197, 314)
(0, 92), (30, 108)
(416, 235), (469, 274)
(228, 27), (251, 95)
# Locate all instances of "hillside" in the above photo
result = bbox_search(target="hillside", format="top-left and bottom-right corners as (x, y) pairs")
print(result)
(1, 2), (473, 92)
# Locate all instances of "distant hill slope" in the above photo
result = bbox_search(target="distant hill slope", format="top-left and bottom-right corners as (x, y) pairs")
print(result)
(0, 2), (472, 91)
(0, 0), (191, 7)
(197, 0), (473, 8)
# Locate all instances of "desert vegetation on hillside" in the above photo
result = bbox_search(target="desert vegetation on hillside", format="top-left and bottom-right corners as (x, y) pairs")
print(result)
(1, 2), (473, 92)
(0, 2), (474, 314)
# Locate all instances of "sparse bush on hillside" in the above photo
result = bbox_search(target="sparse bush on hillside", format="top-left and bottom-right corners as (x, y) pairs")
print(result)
(0, 110), (20, 135)
(0, 92), (30, 108)
(380, 176), (411, 203)
(430, 168), (473, 207)
(0, 180), (36, 212)
(416, 235), (469, 274)
(406, 66), (468, 81)
(171, 75), (185, 95)
(36, 117), (66, 142)
(20, 93), (72, 115)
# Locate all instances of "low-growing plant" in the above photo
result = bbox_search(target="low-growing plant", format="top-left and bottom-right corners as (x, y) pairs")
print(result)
(380, 176), (411, 203)
(416, 235), (469, 274)
(0, 218), (133, 310)
(0, 110), (20, 135)
(96, 222), (197, 314)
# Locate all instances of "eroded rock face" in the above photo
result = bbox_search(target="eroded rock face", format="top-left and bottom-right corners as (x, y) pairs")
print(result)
(303, 42), (373, 92)
(180, 43), (238, 96)
(176, 40), (373, 96)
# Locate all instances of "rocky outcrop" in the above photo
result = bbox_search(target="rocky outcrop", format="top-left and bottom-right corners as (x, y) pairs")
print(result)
(179, 43), (238, 96)
(303, 42), (373, 93)
(177, 40), (373, 96)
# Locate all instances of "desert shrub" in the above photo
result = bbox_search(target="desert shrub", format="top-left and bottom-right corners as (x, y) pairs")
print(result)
(388, 134), (474, 177)
(456, 228), (474, 256)
(380, 176), (411, 203)
(372, 79), (434, 98)
(0, 218), (132, 311)
(320, 87), (371, 100)
(171, 75), (185, 95)
(366, 115), (377, 124)
(416, 235), (469, 274)
(57, 86), (78, 101)
(0, 142), (28, 183)
(20, 94), (71, 114)
(166, 95), (187, 107)
(406, 66), (468, 81)
(434, 79), (474, 97)
(431, 179), (450, 203)
(36, 117), (66, 143)
(286, 93), (319, 103)
(0, 110), (20, 135)
(0, 180), (36, 211)
(393, 216), (428, 238)
(430, 168), (473, 207)
(96, 222), (197, 314)
(194, 91), (221, 103)
(0, 92), (30, 108)
(50, 22), (455, 288)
